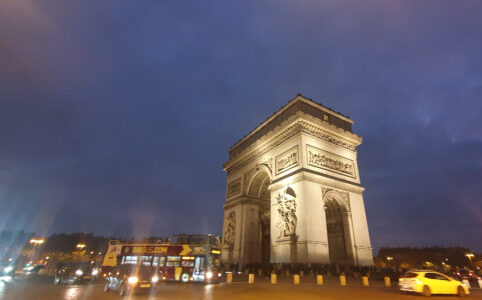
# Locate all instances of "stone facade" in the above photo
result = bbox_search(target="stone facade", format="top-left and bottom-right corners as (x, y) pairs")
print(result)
(221, 94), (373, 265)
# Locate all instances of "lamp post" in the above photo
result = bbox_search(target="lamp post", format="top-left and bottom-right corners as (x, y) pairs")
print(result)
(466, 253), (474, 263)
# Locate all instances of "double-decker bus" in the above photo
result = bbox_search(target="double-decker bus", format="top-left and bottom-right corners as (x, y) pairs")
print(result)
(101, 234), (222, 283)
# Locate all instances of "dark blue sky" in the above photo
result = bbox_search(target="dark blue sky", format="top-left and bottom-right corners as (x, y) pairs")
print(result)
(1, 1), (481, 252)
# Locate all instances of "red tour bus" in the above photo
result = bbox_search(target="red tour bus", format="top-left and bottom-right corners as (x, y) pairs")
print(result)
(102, 234), (222, 283)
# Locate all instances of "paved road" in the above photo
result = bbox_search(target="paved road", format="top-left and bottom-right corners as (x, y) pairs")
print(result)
(1, 275), (481, 300)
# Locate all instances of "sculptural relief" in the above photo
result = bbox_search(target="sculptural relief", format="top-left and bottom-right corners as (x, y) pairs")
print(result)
(307, 145), (355, 178)
(275, 146), (298, 175)
(227, 179), (241, 198)
(223, 211), (236, 249)
(275, 190), (297, 241)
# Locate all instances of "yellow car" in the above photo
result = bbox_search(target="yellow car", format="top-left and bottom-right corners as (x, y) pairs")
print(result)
(399, 270), (469, 297)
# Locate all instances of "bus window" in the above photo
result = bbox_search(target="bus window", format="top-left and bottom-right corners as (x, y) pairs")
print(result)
(166, 256), (181, 267)
(122, 256), (139, 264)
(159, 256), (166, 266)
(153, 256), (166, 267)
(194, 256), (205, 271)
(182, 260), (194, 267)
(182, 256), (195, 267)
(140, 256), (153, 266)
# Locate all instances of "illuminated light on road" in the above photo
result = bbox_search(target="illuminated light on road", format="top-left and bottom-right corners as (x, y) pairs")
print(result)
(75, 270), (83, 276)
(64, 287), (80, 299)
(91, 269), (99, 276)
(151, 276), (159, 283)
(128, 276), (138, 284)
(206, 271), (213, 279)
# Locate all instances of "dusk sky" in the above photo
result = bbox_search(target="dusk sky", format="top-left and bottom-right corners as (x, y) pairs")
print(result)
(1, 1), (481, 253)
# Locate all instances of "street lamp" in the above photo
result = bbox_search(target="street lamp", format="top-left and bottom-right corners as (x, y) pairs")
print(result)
(76, 243), (86, 251)
(29, 238), (45, 260)
(30, 239), (45, 245)
(466, 253), (474, 262)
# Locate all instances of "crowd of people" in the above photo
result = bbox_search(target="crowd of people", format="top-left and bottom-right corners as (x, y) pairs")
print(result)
(221, 262), (408, 281)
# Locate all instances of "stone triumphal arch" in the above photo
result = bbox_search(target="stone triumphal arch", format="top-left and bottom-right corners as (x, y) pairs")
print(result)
(221, 94), (373, 265)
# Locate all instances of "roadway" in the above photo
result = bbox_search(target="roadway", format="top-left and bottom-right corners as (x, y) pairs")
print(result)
(1, 275), (481, 300)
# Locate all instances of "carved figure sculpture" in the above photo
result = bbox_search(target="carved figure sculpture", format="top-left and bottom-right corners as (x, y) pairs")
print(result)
(223, 211), (236, 249)
(275, 192), (297, 240)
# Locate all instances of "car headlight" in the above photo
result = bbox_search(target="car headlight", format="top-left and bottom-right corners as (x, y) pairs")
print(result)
(4, 266), (13, 273)
(151, 276), (159, 283)
(128, 276), (138, 284)
(206, 271), (213, 279)
(75, 270), (83, 276)
(91, 269), (99, 276)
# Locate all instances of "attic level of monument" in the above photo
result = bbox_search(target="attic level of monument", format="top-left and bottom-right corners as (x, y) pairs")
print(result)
(228, 94), (355, 160)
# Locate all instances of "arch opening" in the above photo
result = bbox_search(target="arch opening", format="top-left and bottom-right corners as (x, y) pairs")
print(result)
(324, 194), (352, 264)
(247, 171), (271, 264)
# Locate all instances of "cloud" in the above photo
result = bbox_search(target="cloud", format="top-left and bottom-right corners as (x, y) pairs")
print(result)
(0, 0), (480, 251)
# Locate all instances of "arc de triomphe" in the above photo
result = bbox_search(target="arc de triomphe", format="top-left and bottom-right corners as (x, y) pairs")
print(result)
(221, 94), (373, 265)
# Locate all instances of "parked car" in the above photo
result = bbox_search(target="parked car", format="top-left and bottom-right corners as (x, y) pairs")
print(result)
(104, 264), (157, 296)
(399, 270), (469, 297)
(54, 262), (100, 284)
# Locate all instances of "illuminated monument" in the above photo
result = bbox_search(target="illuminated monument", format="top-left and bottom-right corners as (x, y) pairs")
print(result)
(221, 94), (373, 265)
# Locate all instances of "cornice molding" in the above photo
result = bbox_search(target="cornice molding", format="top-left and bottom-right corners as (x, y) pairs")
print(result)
(224, 118), (361, 175)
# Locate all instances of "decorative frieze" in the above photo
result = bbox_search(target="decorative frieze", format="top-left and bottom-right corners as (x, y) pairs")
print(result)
(275, 146), (298, 175)
(227, 179), (241, 198)
(307, 145), (355, 178)
(225, 120), (359, 175)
